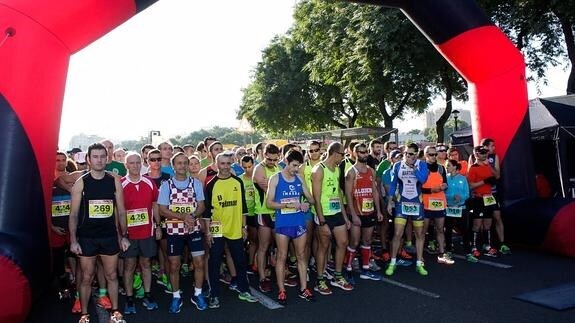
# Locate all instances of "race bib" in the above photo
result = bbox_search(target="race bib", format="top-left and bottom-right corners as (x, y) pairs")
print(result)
(166, 220), (188, 235)
(127, 208), (149, 227)
(88, 200), (113, 218)
(401, 202), (420, 216)
(483, 194), (496, 206)
(428, 199), (445, 211)
(246, 187), (255, 201)
(361, 198), (374, 213)
(209, 221), (223, 238)
(169, 203), (195, 215)
(280, 197), (299, 215)
(446, 206), (463, 218)
(52, 200), (71, 217)
(328, 197), (341, 213)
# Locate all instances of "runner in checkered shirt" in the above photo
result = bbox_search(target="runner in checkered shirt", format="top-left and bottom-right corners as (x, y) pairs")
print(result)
(158, 152), (208, 313)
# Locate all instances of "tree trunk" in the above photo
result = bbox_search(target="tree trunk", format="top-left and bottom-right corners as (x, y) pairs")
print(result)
(435, 67), (453, 144)
(556, 14), (575, 94)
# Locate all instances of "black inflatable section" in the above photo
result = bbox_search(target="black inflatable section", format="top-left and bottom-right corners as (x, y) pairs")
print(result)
(0, 94), (51, 296)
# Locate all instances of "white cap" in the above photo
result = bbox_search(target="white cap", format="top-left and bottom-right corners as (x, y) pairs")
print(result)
(74, 152), (87, 163)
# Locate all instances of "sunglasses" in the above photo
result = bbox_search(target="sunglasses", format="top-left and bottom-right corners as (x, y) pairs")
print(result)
(406, 152), (416, 156)
(266, 157), (279, 162)
(356, 150), (368, 154)
(335, 151), (345, 156)
(148, 158), (162, 162)
(309, 148), (320, 153)
(427, 153), (437, 157)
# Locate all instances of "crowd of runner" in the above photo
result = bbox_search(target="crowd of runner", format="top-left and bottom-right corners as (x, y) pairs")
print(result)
(51, 136), (511, 322)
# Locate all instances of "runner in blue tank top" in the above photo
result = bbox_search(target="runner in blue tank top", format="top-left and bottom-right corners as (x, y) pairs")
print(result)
(266, 150), (315, 304)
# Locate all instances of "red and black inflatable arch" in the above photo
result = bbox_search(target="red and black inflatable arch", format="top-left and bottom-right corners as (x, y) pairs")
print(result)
(0, 0), (156, 321)
(349, 0), (575, 257)
(0, 0), (574, 321)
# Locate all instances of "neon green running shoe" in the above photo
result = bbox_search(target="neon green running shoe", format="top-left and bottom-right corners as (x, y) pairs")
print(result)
(384, 264), (396, 276)
(416, 263), (428, 276)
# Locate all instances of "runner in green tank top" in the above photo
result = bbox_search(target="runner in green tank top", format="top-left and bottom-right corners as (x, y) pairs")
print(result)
(253, 144), (282, 292)
(240, 155), (259, 272)
(312, 142), (353, 295)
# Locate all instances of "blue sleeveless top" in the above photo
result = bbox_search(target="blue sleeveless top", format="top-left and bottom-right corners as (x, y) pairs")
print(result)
(274, 173), (305, 228)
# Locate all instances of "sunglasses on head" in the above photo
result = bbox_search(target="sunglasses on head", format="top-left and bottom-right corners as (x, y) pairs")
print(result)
(148, 158), (162, 162)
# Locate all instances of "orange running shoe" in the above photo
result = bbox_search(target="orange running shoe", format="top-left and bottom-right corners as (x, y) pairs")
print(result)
(96, 295), (112, 310)
(71, 298), (81, 314)
(399, 248), (413, 260)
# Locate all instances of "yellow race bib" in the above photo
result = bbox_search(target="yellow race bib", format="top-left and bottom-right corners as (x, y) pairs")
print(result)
(209, 221), (223, 238)
(280, 197), (299, 215)
(361, 198), (374, 213)
(52, 200), (71, 217)
(127, 208), (149, 227)
(88, 200), (113, 218)
(428, 199), (446, 211)
(169, 203), (195, 215)
(483, 195), (496, 206)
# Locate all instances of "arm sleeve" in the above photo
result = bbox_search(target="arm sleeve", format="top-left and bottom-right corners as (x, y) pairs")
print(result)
(203, 180), (214, 218)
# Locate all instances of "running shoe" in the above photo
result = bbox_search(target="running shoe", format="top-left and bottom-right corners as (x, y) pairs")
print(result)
(437, 253), (455, 265)
(416, 263), (428, 276)
(247, 264), (258, 275)
(399, 248), (413, 260)
(219, 273), (232, 285)
(151, 264), (160, 277)
(326, 260), (335, 272)
(181, 264), (190, 277)
(360, 270), (382, 281)
(168, 297), (182, 314)
(396, 259), (413, 267)
(352, 258), (360, 272)
(324, 269), (334, 280)
(384, 264), (396, 276)
(96, 295), (112, 309)
(499, 244), (512, 255)
(426, 241), (438, 254)
(209, 296), (220, 309)
(229, 281), (241, 293)
(238, 292), (258, 303)
(71, 298), (81, 314)
(314, 279), (333, 295)
(330, 275), (354, 291)
(284, 275), (298, 287)
(485, 248), (499, 258)
(368, 259), (381, 271)
(110, 310), (125, 323)
(259, 278), (272, 293)
(404, 243), (416, 254)
(133, 272), (143, 291)
(142, 296), (159, 310)
(123, 300), (136, 315)
(78, 314), (90, 323)
(298, 288), (316, 302)
(191, 294), (208, 311)
(466, 253), (479, 263)
(288, 259), (298, 271)
(381, 251), (391, 262)
(277, 290), (287, 305)
(471, 248), (481, 258)
(118, 286), (126, 296)
(134, 286), (145, 299)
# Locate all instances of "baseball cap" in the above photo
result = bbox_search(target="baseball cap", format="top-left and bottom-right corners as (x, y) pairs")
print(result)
(68, 147), (82, 155)
(474, 145), (489, 154)
(390, 149), (402, 159)
(74, 152), (87, 164)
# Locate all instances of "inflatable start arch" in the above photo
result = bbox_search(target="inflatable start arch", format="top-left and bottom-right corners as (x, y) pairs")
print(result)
(0, 0), (573, 321)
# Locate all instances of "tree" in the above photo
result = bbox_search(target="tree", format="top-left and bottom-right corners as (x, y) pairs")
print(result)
(479, 0), (575, 94)
(424, 119), (469, 143)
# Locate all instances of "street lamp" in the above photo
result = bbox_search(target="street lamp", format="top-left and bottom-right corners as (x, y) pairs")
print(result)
(149, 130), (160, 144)
(452, 109), (460, 131)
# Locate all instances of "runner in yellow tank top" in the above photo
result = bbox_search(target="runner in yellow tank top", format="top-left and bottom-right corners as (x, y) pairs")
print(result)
(312, 142), (353, 295)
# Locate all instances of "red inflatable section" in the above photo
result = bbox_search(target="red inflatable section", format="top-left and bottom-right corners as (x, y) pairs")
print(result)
(543, 201), (575, 257)
(436, 25), (528, 162)
(0, 256), (31, 322)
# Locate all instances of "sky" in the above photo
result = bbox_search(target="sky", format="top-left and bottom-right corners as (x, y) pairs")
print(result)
(58, 0), (571, 149)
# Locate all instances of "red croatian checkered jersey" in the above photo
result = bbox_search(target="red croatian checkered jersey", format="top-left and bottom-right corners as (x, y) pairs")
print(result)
(121, 176), (159, 240)
(167, 178), (200, 234)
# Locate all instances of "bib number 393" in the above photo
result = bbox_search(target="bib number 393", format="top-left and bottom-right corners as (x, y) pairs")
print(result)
(209, 221), (223, 238)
